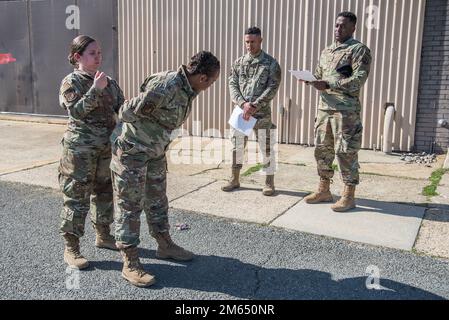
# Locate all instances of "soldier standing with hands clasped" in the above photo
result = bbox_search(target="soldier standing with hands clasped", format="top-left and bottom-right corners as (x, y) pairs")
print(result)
(58, 35), (125, 269)
(301, 12), (372, 212)
(222, 27), (282, 196)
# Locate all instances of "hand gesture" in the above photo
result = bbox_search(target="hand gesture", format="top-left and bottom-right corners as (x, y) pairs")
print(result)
(93, 71), (108, 90)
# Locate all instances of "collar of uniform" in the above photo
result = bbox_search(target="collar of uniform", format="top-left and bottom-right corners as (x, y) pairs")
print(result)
(74, 69), (95, 80)
(332, 37), (355, 51)
(243, 50), (266, 65)
(178, 65), (197, 97)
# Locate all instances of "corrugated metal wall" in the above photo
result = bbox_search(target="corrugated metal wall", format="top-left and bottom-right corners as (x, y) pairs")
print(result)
(118, 0), (426, 151)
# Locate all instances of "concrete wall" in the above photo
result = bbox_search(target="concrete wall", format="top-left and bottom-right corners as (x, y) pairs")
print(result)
(415, 0), (449, 153)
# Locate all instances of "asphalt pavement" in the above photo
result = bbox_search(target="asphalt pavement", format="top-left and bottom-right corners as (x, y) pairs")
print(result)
(0, 180), (447, 300)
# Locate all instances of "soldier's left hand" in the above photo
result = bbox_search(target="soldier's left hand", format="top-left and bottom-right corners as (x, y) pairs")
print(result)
(311, 81), (329, 91)
(242, 102), (256, 121)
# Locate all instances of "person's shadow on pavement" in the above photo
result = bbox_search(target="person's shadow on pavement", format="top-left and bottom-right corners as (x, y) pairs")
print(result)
(91, 248), (444, 300)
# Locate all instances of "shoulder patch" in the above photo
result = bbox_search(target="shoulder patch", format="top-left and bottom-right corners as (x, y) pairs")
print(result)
(362, 54), (371, 65)
(142, 90), (164, 115)
(360, 48), (372, 65)
(60, 79), (79, 103)
(60, 81), (72, 94)
(63, 89), (78, 103)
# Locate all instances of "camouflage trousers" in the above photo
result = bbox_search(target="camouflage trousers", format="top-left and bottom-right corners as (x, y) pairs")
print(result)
(58, 142), (114, 238)
(231, 115), (277, 175)
(110, 137), (169, 248)
(314, 110), (363, 185)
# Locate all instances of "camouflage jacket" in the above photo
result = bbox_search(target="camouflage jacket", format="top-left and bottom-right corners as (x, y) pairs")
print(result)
(314, 38), (372, 112)
(59, 70), (124, 148)
(229, 50), (281, 118)
(116, 65), (198, 157)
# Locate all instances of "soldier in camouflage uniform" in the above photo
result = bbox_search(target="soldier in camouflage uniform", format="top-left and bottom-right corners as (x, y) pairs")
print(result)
(111, 51), (220, 287)
(59, 35), (125, 269)
(222, 27), (282, 196)
(303, 12), (372, 212)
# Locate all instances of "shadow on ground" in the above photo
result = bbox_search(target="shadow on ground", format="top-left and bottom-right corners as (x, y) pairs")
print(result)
(235, 186), (308, 198)
(90, 249), (444, 300)
(228, 184), (449, 223)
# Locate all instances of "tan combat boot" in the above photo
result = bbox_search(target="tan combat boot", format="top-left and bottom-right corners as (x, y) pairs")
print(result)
(262, 175), (275, 196)
(119, 246), (156, 287)
(304, 178), (333, 204)
(94, 223), (118, 250)
(63, 233), (89, 269)
(331, 185), (356, 212)
(154, 232), (194, 261)
(221, 168), (240, 192)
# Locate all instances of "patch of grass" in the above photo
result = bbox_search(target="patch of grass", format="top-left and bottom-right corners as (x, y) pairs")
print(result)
(332, 164), (339, 172)
(242, 163), (264, 177)
(422, 168), (449, 197)
(423, 185), (438, 197)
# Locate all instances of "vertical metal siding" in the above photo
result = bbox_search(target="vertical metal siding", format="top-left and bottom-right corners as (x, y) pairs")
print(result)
(0, 0), (117, 116)
(118, 0), (426, 151)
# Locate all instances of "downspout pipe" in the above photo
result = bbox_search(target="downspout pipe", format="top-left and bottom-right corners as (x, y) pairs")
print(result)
(445, 149), (449, 169)
(382, 103), (396, 154)
(438, 119), (449, 169)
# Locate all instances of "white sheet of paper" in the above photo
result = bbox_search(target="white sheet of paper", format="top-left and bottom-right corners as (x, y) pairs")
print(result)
(289, 70), (317, 82)
(228, 105), (257, 136)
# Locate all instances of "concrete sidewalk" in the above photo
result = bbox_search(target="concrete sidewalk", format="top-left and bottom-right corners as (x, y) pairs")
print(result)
(0, 119), (448, 258)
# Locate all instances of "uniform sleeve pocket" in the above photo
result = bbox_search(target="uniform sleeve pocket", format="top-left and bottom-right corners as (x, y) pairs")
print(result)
(117, 138), (137, 154)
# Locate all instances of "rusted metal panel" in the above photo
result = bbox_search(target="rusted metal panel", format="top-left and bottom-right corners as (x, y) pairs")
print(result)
(0, 0), (34, 113)
(0, 0), (118, 116)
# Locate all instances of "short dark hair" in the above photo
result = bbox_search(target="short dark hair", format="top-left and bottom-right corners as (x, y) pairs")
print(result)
(68, 35), (96, 66)
(186, 51), (220, 77)
(245, 27), (262, 36)
(337, 11), (357, 25)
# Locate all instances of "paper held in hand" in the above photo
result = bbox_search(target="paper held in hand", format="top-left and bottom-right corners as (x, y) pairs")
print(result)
(289, 70), (317, 82)
(228, 106), (257, 137)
